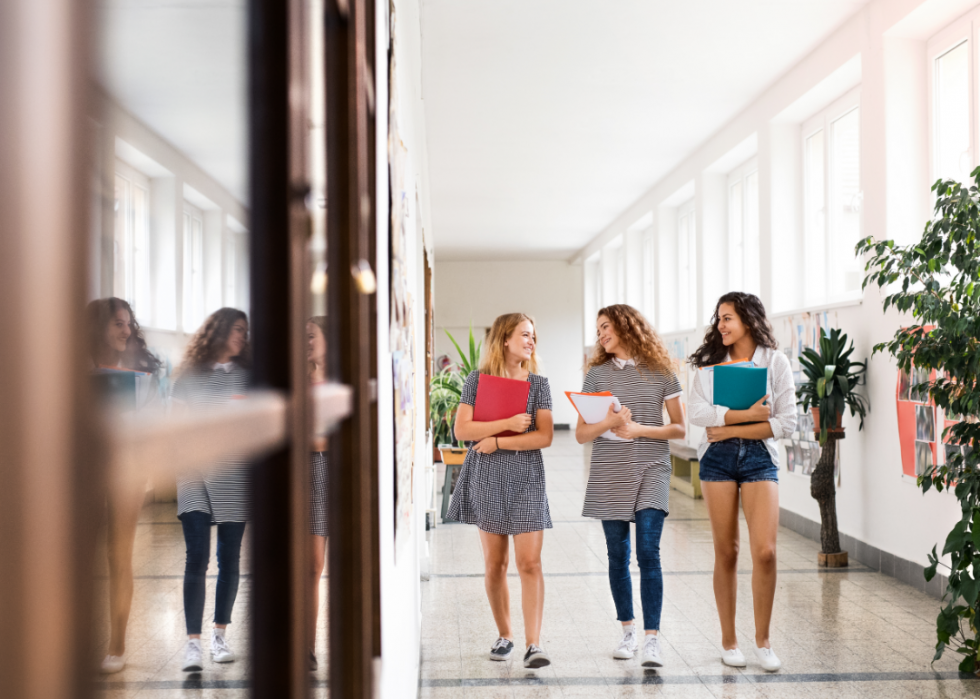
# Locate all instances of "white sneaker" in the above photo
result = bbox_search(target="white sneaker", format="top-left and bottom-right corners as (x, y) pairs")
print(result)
(641, 635), (663, 668)
(754, 645), (781, 671)
(182, 639), (204, 672)
(721, 647), (746, 667)
(613, 625), (638, 659)
(99, 655), (125, 674)
(212, 632), (236, 663)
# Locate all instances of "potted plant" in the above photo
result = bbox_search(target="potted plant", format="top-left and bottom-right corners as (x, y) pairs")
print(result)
(857, 171), (980, 673)
(796, 327), (868, 567)
(429, 325), (482, 465)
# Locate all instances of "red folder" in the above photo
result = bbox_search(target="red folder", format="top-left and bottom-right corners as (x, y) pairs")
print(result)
(474, 373), (531, 437)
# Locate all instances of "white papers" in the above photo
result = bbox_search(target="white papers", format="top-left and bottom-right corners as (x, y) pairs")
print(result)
(568, 393), (632, 442)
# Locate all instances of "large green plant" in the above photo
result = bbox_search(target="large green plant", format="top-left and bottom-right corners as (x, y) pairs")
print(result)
(796, 328), (868, 446)
(795, 327), (868, 557)
(857, 171), (980, 673)
(429, 326), (482, 448)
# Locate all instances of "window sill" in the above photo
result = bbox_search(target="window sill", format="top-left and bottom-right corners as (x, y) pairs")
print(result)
(769, 296), (863, 322)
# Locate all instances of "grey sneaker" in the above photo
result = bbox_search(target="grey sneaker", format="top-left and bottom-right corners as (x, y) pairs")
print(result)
(523, 644), (551, 669)
(182, 639), (203, 672)
(641, 634), (663, 668)
(613, 625), (638, 659)
(489, 637), (514, 661)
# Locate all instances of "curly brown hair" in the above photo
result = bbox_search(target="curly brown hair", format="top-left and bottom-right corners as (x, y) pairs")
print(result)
(178, 307), (251, 373)
(87, 297), (161, 374)
(586, 304), (673, 377)
(688, 292), (778, 368)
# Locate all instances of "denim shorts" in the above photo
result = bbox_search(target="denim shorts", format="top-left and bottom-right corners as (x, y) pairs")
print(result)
(699, 438), (778, 485)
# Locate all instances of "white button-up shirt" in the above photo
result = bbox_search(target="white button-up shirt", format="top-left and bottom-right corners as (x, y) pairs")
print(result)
(688, 345), (797, 464)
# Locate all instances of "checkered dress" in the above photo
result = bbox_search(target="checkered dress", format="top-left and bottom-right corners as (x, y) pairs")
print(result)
(310, 451), (329, 536)
(446, 371), (553, 535)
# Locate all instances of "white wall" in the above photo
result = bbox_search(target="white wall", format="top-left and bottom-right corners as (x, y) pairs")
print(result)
(376, 0), (433, 696)
(434, 260), (584, 427)
(576, 0), (972, 572)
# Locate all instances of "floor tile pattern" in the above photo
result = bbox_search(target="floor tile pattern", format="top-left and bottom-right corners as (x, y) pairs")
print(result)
(420, 433), (980, 699)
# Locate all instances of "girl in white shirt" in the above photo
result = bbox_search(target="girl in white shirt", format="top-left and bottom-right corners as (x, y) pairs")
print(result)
(688, 292), (796, 673)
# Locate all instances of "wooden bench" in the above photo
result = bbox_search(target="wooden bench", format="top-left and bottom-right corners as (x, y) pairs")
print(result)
(670, 442), (702, 499)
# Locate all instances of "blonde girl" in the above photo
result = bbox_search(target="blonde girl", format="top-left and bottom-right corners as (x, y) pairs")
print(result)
(446, 313), (554, 669)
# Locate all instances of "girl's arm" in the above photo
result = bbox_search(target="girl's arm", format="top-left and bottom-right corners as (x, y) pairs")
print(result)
(688, 368), (728, 427)
(498, 409), (554, 450)
(610, 396), (686, 440)
(454, 403), (531, 442)
(472, 409), (554, 453)
(706, 421), (773, 442)
(575, 403), (631, 444)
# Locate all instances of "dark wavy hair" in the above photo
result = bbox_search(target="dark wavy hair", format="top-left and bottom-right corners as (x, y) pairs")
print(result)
(179, 307), (251, 373)
(688, 292), (778, 368)
(87, 297), (162, 374)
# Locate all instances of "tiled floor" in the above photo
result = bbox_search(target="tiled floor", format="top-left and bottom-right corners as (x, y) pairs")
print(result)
(421, 432), (980, 698)
(91, 503), (329, 698)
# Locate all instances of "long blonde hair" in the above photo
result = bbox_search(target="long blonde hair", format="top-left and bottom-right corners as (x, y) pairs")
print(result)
(586, 304), (672, 377)
(479, 313), (539, 377)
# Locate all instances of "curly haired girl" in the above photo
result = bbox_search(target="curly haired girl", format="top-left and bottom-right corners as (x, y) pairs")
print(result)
(577, 304), (685, 668)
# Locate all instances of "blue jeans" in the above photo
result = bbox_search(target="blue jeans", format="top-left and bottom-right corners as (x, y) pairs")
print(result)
(601, 508), (666, 631)
(179, 511), (247, 635)
(699, 438), (779, 484)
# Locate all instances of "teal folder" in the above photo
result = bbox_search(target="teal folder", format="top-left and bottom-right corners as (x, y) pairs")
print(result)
(713, 365), (768, 410)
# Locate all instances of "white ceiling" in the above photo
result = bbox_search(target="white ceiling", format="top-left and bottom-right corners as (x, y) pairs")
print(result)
(96, 0), (248, 204)
(421, 0), (869, 261)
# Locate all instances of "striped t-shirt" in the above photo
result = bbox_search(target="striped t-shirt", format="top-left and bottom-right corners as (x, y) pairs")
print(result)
(171, 363), (252, 523)
(581, 359), (682, 521)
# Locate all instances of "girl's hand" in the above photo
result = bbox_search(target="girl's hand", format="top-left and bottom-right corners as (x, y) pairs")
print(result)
(611, 419), (643, 440)
(604, 403), (631, 429)
(706, 426), (730, 443)
(745, 395), (771, 422)
(472, 437), (498, 454)
(506, 413), (532, 433)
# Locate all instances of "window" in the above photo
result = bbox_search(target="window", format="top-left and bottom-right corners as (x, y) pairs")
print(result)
(802, 89), (861, 306)
(928, 8), (975, 187)
(727, 159), (759, 296)
(183, 204), (205, 332)
(113, 161), (151, 320)
(677, 200), (696, 329)
(642, 229), (655, 323)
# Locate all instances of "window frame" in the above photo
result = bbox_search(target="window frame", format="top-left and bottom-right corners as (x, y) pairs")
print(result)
(113, 159), (152, 321)
(927, 12), (978, 187)
(801, 86), (862, 307)
(676, 198), (697, 332)
(727, 157), (759, 296)
(182, 201), (205, 333)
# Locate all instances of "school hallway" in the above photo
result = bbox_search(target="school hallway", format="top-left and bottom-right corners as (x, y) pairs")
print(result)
(422, 432), (975, 699)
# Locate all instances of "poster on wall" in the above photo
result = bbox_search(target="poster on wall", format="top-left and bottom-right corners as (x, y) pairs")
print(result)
(779, 312), (841, 482)
(389, 40), (416, 555)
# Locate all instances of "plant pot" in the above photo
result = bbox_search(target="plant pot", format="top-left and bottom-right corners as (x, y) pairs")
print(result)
(439, 447), (468, 466)
(433, 446), (443, 463)
(811, 407), (845, 438)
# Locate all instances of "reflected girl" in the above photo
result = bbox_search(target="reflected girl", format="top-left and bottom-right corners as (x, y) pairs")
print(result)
(88, 297), (161, 675)
(170, 308), (251, 672)
(307, 316), (329, 672)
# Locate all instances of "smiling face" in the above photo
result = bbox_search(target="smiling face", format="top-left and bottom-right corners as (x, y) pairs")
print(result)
(226, 319), (248, 358)
(716, 302), (748, 347)
(503, 320), (536, 364)
(596, 314), (623, 356)
(104, 307), (132, 358)
(307, 321), (326, 365)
